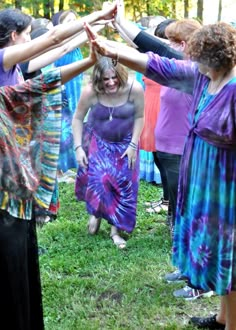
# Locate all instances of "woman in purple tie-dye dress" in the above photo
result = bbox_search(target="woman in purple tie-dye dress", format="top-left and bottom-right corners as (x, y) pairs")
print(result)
(72, 57), (144, 248)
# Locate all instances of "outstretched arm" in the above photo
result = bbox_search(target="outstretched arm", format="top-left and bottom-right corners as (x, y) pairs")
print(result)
(85, 23), (195, 94)
(3, 3), (117, 70)
(27, 24), (105, 73)
(113, 0), (183, 59)
(60, 49), (96, 85)
(84, 22), (148, 74)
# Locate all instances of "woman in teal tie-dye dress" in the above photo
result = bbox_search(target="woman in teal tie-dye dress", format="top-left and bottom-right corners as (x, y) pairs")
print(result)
(86, 20), (236, 330)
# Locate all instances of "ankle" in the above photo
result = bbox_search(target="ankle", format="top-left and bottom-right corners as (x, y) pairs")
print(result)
(110, 225), (119, 237)
(216, 315), (226, 325)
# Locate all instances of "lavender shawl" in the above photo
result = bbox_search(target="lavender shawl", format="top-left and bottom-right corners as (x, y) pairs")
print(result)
(145, 52), (236, 211)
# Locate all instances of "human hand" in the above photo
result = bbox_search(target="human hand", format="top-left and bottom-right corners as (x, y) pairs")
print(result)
(99, 1), (117, 21)
(84, 22), (117, 59)
(115, 0), (125, 24)
(121, 147), (137, 170)
(76, 147), (88, 169)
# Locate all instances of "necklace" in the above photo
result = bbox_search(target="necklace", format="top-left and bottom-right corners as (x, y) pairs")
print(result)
(108, 106), (115, 121)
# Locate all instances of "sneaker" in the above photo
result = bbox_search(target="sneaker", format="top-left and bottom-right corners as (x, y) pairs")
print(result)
(173, 285), (214, 300)
(165, 270), (187, 283)
(189, 314), (225, 329)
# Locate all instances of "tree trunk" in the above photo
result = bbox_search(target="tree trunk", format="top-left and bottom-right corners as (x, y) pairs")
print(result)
(217, 0), (222, 21)
(15, 0), (22, 10)
(184, 0), (189, 18)
(43, 0), (51, 19)
(172, 0), (176, 17)
(197, 0), (203, 21)
(59, 0), (64, 12)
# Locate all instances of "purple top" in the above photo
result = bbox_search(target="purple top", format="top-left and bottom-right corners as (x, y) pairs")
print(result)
(155, 86), (191, 155)
(0, 49), (24, 86)
(88, 101), (135, 142)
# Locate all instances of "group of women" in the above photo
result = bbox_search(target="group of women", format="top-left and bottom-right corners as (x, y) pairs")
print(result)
(1, 2), (236, 329)
(84, 5), (236, 330)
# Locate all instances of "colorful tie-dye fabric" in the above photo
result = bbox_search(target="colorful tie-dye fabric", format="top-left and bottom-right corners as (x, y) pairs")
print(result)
(0, 70), (62, 219)
(145, 52), (236, 295)
(75, 102), (139, 233)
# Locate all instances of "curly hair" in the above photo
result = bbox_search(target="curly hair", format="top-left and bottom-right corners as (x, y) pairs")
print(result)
(92, 57), (128, 94)
(187, 22), (236, 71)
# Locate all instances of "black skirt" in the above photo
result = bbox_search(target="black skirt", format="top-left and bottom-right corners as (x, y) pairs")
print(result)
(0, 210), (44, 330)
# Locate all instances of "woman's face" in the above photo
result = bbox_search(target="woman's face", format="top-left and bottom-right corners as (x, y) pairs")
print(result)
(103, 69), (119, 94)
(13, 25), (31, 45)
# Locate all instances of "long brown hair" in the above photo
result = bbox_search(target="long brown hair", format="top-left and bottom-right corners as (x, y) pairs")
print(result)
(92, 57), (128, 94)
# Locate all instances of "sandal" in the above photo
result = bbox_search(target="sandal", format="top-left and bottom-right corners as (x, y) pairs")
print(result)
(111, 234), (126, 249)
(144, 198), (164, 207)
(146, 199), (169, 214)
(88, 215), (101, 235)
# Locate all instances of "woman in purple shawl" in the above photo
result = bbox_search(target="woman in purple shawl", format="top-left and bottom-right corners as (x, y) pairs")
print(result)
(87, 21), (236, 330)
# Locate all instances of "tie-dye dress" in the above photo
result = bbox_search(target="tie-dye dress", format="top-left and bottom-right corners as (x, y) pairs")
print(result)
(145, 52), (236, 295)
(75, 100), (140, 233)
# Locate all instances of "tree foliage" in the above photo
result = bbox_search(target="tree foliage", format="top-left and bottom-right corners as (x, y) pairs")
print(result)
(0, 0), (220, 24)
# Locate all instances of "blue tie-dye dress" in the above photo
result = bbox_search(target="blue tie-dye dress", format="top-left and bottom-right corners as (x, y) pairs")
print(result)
(145, 52), (236, 295)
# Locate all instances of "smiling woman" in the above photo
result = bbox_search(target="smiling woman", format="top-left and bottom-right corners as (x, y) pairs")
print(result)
(72, 56), (144, 249)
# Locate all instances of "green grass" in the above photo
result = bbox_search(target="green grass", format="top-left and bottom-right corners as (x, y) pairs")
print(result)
(38, 180), (219, 330)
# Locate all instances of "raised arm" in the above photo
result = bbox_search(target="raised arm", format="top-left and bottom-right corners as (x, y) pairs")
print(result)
(60, 49), (95, 85)
(113, 0), (183, 59)
(26, 24), (105, 73)
(85, 23), (195, 94)
(3, 4), (117, 70)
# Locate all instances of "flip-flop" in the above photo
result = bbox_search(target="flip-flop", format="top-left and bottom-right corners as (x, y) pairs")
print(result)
(111, 234), (126, 249)
(88, 216), (101, 235)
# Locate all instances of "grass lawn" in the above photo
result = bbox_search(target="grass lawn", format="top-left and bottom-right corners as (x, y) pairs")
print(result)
(38, 179), (219, 330)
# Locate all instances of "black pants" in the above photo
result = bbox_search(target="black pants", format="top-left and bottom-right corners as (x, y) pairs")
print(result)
(155, 151), (182, 228)
(153, 151), (169, 201)
(0, 210), (44, 330)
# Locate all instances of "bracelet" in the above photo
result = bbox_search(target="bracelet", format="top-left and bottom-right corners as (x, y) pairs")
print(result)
(74, 144), (82, 151)
(129, 142), (138, 150)
(112, 51), (119, 67)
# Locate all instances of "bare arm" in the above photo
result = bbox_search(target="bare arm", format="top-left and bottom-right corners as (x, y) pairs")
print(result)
(131, 82), (144, 145)
(121, 80), (144, 169)
(27, 24), (105, 73)
(72, 85), (95, 168)
(60, 56), (94, 85)
(113, 0), (183, 59)
(84, 22), (148, 74)
(3, 4), (117, 70)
